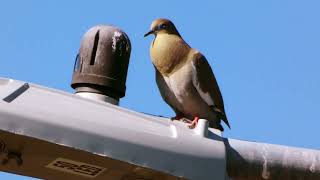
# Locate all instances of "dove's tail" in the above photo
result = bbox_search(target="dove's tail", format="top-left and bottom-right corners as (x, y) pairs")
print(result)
(209, 120), (225, 131)
(211, 105), (231, 130)
(222, 116), (231, 129)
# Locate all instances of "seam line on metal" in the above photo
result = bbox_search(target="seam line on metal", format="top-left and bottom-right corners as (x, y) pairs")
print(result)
(3, 83), (30, 103)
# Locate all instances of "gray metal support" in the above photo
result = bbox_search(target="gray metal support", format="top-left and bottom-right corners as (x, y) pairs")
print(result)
(0, 78), (226, 180)
(0, 77), (320, 179)
(225, 138), (320, 180)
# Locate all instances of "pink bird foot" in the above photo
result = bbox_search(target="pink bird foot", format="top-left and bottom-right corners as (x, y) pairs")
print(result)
(188, 116), (199, 129)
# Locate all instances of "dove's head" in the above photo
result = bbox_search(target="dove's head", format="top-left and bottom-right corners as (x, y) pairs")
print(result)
(144, 18), (180, 37)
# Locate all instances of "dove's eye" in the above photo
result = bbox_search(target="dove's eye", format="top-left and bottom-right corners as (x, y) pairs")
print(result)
(159, 24), (167, 29)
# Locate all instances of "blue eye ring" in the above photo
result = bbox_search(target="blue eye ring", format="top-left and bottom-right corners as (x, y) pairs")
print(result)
(159, 24), (167, 29)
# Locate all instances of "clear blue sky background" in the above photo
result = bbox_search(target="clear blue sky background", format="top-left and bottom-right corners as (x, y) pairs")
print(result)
(0, 0), (319, 179)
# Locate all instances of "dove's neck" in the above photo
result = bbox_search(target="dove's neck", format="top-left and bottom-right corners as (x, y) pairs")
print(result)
(151, 34), (191, 76)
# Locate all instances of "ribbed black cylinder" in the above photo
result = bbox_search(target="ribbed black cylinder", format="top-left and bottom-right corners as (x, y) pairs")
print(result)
(71, 25), (131, 99)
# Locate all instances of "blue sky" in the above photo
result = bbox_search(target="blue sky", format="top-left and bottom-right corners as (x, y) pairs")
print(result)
(0, 0), (320, 179)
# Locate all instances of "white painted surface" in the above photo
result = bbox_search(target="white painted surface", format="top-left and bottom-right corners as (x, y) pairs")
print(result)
(0, 77), (227, 180)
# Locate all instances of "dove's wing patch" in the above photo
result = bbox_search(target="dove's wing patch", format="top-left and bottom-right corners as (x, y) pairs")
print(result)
(191, 51), (230, 128)
(191, 52), (221, 108)
(191, 62), (214, 106)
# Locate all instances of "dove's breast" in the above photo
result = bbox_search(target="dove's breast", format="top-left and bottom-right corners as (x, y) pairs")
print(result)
(162, 62), (209, 117)
(150, 34), (190, 76)
(166, 64), (193, 103)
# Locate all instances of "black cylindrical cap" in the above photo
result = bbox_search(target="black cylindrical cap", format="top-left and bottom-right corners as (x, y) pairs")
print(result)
(71, 25), (131, 99)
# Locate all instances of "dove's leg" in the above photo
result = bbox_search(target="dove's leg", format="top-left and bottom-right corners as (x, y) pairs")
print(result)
(188, 116), (199, 129)
(171, 114), (191, 123)
(170, 114), (184, 120)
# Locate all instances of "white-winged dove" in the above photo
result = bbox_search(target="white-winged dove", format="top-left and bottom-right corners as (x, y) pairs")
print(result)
(144, 18), (230, 131)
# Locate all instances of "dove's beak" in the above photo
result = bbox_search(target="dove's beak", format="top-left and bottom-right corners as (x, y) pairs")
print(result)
(144, 30), (154, 37)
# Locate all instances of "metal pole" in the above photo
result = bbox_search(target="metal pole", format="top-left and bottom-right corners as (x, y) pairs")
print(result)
(225, 138), (320, 180)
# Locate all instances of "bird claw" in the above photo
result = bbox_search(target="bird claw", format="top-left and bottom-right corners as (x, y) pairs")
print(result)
(170, 115), (184, 120)
(188, 117), (199, 129)
(171, 115), (201, 129)
(188, 123), (196, 129)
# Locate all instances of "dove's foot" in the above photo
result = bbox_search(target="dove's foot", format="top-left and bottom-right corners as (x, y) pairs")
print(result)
(188, 116), (199, 129)
(170, 115), (184, 120)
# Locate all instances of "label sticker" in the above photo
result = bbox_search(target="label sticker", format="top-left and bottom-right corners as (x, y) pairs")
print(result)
(46, 158), (106, 178)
